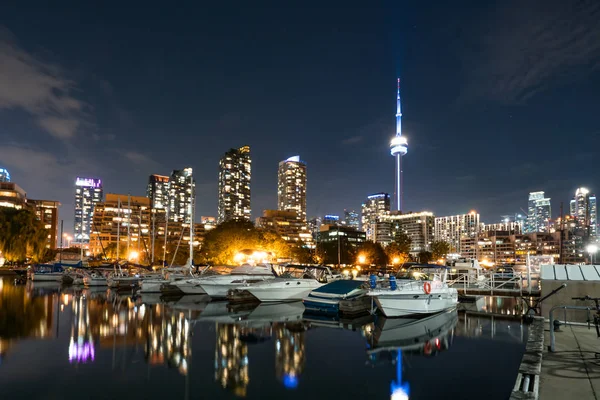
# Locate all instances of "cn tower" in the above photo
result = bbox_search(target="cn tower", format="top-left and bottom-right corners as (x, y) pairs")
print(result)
(390, 78), (407, 212)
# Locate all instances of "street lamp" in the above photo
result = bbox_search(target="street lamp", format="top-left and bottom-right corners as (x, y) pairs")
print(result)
(587, 244), (598, 265)
(358, 254), (366, 265)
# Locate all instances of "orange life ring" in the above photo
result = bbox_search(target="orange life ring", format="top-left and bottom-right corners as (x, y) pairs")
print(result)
(424, 341), (432, 355)
(423, 281), (431, 294)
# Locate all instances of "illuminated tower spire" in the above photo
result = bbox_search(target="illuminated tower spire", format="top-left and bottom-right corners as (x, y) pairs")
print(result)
(390, 78), (408, 211)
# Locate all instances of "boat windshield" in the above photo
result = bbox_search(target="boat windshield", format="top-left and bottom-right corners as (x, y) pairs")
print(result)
(396, 267), (446, 281)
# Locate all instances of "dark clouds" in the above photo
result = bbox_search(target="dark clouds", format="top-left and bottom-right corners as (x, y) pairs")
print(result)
(459, 0), (600, 104)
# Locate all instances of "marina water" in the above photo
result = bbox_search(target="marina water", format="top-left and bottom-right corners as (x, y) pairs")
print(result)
(0, 278), (525, 399)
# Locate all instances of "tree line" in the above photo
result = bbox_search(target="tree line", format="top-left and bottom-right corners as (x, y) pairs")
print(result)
(0, 208), (50, 263)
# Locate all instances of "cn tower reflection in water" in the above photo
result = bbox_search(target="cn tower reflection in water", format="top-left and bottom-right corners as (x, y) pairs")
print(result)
(364, 309), (459, 400)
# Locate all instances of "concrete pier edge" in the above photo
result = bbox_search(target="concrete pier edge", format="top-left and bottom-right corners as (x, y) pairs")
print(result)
(510, 316), (544, 399)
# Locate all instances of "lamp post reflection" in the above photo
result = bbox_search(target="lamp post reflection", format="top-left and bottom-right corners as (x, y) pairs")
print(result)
(215, 323), (249, 397)
(274, 324), (305, 389)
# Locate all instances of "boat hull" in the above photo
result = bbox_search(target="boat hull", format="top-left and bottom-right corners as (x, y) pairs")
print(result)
(83, 276), (108, 286)
(170, 280), (207, 295)
(243, 279), (322, 302)
(198, 275), (275, 298)
(31, 273), (63, 282)
(371, 289), (458, 317)
(139, 279), (166, 293)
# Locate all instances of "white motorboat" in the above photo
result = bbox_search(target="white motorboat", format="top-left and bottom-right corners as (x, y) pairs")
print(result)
(367, 266), (458, 318)
(171, 263), (276, 297)
(244, 278), (323, 302)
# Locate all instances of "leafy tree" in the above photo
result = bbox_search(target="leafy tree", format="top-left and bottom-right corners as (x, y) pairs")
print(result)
(200, 220), (302, 265)
(417, 251), (433, 263)
(356, 241), (388, 266)
(393, 231), (412, 254)
(430, 240), (451, 260)
(316, 239), (356, 265)
(0, 208), (48, 262)
(385, 242), (410, 265)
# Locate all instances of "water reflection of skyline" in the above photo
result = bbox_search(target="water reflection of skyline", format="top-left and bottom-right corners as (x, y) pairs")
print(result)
(214, 320), (307, 397)
(1, 279), (525, 399)
(0, 279), (58, 362)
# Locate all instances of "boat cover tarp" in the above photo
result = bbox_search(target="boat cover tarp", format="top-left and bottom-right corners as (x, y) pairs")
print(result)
(312, 279), (364, 295)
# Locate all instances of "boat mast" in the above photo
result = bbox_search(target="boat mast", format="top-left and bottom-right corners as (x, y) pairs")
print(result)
(126, 193), (131, 259)
(163, 204), (169, 267)
(188, 174), (194, 269)
(116, 197), (121, 262)
(59, 220), (63, 264)
(151, 209), (156, 264)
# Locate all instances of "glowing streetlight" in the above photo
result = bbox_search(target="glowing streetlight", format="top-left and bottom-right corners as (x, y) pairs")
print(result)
(587, 244), (598, 265)
(392, 257), (400, 265)
(128, 251), (139, 262)
(357, 254), (366, 264)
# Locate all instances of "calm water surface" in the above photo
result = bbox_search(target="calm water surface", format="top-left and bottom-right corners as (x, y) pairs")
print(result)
(0, 278), (525, 399)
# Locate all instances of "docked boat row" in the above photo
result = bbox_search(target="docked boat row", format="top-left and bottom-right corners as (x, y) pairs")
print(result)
(27, 260), (458, 318)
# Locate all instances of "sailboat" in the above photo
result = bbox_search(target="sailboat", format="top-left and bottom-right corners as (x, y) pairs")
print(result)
(140, 175), (197, 293)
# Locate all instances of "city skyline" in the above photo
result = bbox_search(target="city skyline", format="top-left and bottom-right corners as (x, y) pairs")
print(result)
(0, 3), (599, 233)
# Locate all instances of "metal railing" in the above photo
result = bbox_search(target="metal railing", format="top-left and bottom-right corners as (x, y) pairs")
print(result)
(548, 305), (595, 352)
(447, 272), (529, 296)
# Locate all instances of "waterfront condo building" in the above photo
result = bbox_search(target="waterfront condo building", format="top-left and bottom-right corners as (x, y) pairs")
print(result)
(74, 177), (103, 244)
(434, 211), (480, 253)
(570, 187), (597, 236)
(361, 193), (390, 242)
(218, 146), (251, 223)
(525, 191), (551, 233)
(147, 174), (170, 210)
(0, 167), (10, 183)
(168, 168), (195, 224)
(382, 211), (435, 255)
(256, 210), (314, 249)
(27, 199), (60, 249)
(277, 156), (307, 222)
(89, 194), (151, 259)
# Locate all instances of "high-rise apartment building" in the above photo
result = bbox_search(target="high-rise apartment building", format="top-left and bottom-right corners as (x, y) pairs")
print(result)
(361, 193), (390, 242)
(434, 211), (480, 253)
(74, 177), (103, 244)
(27, 199), (60, 249)
(277, 156), (307, 222)
(383, 211), (435, 254)
(525, 191), (551, 233)
(168, 168), (195, 224)
(218, 146), (251, 223)
(343, 209), (360, 230)
(0, 167), (10, 182)
(147, 174), (170, 209)
(570, 187), (597, 236)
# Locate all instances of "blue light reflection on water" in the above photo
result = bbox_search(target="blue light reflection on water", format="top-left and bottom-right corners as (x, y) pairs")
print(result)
(0, 279), (526, 399)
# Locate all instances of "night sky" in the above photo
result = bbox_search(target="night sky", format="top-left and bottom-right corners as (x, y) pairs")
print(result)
(1, 1), (599, 234)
